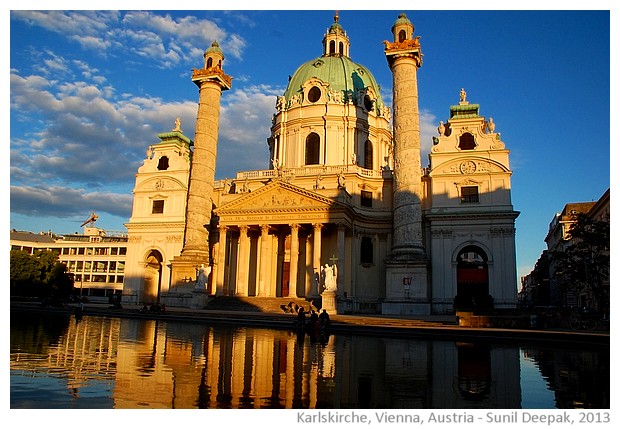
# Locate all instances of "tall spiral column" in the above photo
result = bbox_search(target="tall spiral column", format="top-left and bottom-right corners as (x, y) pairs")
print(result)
(383, 14), (429, 314)
(171, 41), (232, 289)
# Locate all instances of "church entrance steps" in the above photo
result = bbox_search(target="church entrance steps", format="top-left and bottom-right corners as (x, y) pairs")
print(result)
(204, 296), (321, 314)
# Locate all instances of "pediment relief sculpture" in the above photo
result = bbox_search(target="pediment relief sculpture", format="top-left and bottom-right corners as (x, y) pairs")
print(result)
(216, 181), (342, 214)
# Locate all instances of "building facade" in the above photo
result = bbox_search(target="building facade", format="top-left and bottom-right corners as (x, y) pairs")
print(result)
(10, 227), (127, 301)
(122, 13), (519, 315)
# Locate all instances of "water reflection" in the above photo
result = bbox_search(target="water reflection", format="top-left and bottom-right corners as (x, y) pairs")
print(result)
(10, 311), (609, 409)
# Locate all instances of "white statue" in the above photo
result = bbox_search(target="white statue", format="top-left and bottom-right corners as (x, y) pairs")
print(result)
(487, 117), (495, 133)
(459, 88), (467, 102)
(173, 117), (182, 132)
(195, 264), (211, 290)
(437, 121), (445, 136)
(321, 263), (338, 291)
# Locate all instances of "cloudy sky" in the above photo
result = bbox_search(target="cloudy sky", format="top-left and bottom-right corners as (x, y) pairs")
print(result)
(8, 3), (613, 280)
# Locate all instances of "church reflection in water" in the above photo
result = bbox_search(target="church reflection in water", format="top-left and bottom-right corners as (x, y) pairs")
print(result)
(10, 313), (609, 409)
(112, 319), (523, 409)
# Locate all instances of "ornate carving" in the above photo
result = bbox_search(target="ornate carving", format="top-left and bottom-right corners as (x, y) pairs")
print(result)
(460, 161), (477, 174)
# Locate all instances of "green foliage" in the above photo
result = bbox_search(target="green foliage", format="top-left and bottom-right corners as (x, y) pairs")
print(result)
(10, 249), (74, 299)
(552, 213), (610, 312)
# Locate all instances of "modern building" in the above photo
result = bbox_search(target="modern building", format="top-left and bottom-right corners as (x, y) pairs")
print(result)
(121, 12), (519, 315)
(10, 226), (128, 301)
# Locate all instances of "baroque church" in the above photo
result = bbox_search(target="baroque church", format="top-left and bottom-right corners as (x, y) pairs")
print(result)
(122, 12), (519, 315)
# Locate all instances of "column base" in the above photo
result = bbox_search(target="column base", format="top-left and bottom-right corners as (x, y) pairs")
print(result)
(321, 290), (338, 315)
(170, 251), (209, 289)
(384, 257), (429, 315)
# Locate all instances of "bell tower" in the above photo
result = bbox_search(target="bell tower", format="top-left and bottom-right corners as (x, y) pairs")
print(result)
(170, 41), (232, 288)
(383, 13), (430, 315)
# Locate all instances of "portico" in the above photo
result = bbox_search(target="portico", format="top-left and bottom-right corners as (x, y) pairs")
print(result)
(212, 180), (352, 299)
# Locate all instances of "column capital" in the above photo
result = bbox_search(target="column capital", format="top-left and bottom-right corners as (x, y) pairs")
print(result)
(260, 224), (270, 234)
(313, 223), (323, 231)
(218, 225), (228, 233)
(239, 225), (249, 234)
(289, 223), (300, 231)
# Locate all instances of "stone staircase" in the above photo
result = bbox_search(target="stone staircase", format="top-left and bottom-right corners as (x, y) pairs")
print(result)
(204, 296), (321, 314)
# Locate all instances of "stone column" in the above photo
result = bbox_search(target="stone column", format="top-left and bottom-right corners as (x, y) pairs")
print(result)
(257, 224), (270, 297)
(170, 42), (232, 287)
(312, 223), (323, 297)
(383, 13), (430, 315)
(384, 14), (425, 259)
(216, 226), (227, 296)
(289, 224), (300, 298)
(236, 225), (249, 296)
(337, 224), (346, 295)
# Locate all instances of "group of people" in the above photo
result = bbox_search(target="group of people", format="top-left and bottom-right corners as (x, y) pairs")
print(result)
(295, 306), (331, 332)
(140, 303), (167, 314)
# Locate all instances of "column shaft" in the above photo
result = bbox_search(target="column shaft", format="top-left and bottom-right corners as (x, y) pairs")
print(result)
(289, 224), (299, 298)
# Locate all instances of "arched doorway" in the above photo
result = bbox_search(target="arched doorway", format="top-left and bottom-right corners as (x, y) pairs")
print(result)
(143, 250), (163, 305)
(455, 245), (491, 310)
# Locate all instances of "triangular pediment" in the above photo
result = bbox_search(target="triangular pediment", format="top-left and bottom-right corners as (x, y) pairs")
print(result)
(215, 180), (347, 215)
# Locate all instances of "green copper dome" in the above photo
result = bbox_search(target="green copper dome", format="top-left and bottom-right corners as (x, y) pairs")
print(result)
(206, 41), (223, 56)
(283, 55), (384, 109)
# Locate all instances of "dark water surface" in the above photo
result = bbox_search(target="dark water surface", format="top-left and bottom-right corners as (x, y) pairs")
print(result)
(10, 311), (609, 409)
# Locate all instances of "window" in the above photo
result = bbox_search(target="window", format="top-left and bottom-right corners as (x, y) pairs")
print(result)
(157, 156), (169, 170)
(458, 132), (476, 150)
(119, 247), (127, 256)
(329, 40), (336, 54)
(152, 200), (164, 214)
(364, 140), (373, 169)
(398, 30), (407, 43)
(206, 57), (213, 68)
(363, 95), (374, 112)
(308, 86), (321, 103)
(460, 186), (479, 203)
(360, 236), (373, 264)
(339, 42), (344, 55)
(305, 133), (320, 165)
(361, 190), (373, 207)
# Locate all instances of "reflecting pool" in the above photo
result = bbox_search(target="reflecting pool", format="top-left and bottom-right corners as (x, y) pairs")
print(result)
(10, 311), (609, 409)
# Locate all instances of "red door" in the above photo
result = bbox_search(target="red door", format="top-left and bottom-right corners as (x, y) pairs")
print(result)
(281, 261), (290, 297)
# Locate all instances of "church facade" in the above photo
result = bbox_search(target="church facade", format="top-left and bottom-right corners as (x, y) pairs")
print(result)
(123, 13), (519, 315)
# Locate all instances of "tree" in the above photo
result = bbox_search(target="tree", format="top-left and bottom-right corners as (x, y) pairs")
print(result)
(10, 249), (74, 299)
(552, 213), (610, 313)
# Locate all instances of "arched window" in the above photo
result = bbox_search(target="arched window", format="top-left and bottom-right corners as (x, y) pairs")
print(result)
(305, 133), (320, 165)
(206, 57), (213, 68)
(364, 140), (373, 169)
(363, 95), (374, 112)
(157, 156), (169, 170)
(398, 30), (407, 43)
(329, 40), (336, 55)
(339, 42), (344, 55)
(458, 132), (476, 150)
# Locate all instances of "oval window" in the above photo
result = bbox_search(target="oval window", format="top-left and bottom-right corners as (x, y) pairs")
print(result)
(308, 86), (321, 103)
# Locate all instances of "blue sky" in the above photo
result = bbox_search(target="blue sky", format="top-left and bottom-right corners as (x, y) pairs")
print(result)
(7, 3), (614, 281)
